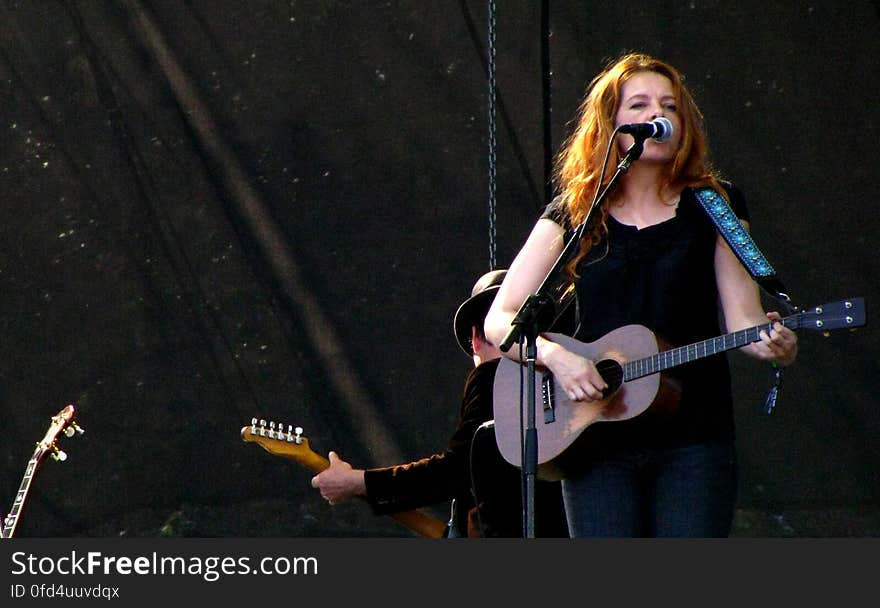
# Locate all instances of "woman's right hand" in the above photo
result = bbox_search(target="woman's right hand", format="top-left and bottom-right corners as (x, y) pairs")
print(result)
(539, 338), (608, 402)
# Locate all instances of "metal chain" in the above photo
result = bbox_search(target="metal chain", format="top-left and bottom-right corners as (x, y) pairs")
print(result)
(487, 0), (497, 271)
(541, 0), (553, 207)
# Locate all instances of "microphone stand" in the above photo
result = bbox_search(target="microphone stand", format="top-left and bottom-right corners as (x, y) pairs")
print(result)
(499, 134), (646, 538)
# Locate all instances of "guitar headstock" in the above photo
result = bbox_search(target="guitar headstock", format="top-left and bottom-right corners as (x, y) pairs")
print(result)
(240, 418), (327, 472)
(1, 404), (84, 538)
(796, 297), (866, 333)
(36, 404), (84, 463)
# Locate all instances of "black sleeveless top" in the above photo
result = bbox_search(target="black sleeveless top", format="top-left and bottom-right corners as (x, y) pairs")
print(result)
(541, 184), (749, 456)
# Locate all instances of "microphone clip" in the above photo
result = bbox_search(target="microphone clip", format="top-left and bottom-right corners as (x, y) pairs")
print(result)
(618, 117), (674, 143)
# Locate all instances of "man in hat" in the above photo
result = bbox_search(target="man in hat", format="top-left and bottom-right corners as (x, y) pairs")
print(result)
(310, 269), (568, 537)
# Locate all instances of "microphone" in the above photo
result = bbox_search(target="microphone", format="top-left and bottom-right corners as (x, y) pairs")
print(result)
(618, 117), (674, 142)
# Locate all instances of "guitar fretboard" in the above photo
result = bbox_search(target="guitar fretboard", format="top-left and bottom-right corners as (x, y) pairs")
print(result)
(624, 316), (800, 381)
(2, 455), (39, 538)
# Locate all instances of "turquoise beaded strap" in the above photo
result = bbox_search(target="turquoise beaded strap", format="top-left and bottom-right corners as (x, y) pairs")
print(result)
(694, 187), (794, 312)
(693, 187), (775, 278)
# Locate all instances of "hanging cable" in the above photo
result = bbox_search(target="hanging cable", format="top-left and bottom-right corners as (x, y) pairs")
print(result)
(487, 0), (498, 271)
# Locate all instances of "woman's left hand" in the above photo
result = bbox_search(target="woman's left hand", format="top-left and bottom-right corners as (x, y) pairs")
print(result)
(754, 311), (798, 367)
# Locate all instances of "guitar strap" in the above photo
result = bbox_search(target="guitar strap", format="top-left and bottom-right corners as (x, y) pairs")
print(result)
(693, 187), (797, 312)
(693, 186), (795, 413)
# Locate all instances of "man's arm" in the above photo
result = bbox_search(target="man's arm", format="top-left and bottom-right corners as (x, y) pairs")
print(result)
(311, 362), (497, 515)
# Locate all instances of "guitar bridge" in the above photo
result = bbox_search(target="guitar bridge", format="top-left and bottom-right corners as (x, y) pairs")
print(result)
(542, 371), (556, 424)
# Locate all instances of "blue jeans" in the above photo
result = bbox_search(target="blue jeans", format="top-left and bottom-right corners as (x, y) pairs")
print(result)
(561, 441), (737, 537)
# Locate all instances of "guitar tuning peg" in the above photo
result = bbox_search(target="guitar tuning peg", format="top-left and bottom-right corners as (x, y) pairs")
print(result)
(50, 446), (67, 462)
(62, 422), (83, 438)
(294, 426), (303, 444)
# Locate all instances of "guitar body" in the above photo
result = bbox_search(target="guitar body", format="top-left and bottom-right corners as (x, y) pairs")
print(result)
(493, 327), (664, 478)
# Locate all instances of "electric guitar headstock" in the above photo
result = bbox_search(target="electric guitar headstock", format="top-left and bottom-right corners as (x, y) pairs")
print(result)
(240, 418), (329, 473)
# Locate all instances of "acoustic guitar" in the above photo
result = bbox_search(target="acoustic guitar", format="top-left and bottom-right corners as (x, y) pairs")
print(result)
(1, 404), (84, 538)
(493, 297), (866, 478)
(241, 419), (447, 538)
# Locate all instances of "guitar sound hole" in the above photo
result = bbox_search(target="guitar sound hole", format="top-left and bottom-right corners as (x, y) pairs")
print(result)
(595, 359), (623, 398)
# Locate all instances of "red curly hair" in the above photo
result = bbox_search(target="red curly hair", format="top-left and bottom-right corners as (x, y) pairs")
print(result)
(554, 53), (724, 276)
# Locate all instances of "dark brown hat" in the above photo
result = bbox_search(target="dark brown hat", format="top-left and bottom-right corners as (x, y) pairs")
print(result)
(453, 269), (507, 356)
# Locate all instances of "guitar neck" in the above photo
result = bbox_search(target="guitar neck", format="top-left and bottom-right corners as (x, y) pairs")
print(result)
(624, 315), (800, 381)
(2, 452), (41, 539)
(240, 424), (448, 539)
(1, 404), (81, 539)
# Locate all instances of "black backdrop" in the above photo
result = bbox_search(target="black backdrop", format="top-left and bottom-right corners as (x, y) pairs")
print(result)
(1, 1), (877, 538)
